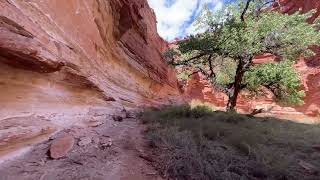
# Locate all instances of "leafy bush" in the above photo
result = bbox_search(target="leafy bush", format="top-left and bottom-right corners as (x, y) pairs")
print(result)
(244, 61), (305, 105)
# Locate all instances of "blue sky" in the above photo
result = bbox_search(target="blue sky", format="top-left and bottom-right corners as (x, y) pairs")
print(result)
(148, 0), (236, 41)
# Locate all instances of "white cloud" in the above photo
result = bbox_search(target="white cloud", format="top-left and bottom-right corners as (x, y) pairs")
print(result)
(185, 0), (223, 35)
(148, 0), (224, 41)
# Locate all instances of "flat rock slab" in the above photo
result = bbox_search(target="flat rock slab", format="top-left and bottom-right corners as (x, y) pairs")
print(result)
(50, 135), (74, 159)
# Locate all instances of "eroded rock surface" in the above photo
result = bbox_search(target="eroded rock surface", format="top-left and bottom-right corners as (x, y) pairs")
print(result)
(0, 0), (181, 161)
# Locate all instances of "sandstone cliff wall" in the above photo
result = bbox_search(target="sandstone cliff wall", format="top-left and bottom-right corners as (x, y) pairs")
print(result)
(0, 0), (180, 161)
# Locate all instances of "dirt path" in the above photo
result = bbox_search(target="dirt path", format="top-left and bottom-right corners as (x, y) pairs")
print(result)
(0, 115), (161, 180)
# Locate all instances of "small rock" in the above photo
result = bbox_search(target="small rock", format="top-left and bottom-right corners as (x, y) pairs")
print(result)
(101, 138), (112, 149)
(121, 107), (135, 118)
(125, 111), (135, 118)
(112, 115), (123, 122)
(121, 107), (127, 114)
(86, 120), (103, 127)
(103, 96), (116, 101)
(50, 135), (74, 159)
(78, 137), (92, 146)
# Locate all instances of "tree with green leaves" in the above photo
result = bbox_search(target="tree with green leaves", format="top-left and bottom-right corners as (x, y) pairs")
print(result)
(164, 0), (320, 112)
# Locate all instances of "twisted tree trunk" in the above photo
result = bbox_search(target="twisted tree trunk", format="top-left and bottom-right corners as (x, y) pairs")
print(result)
(226, 56), (252, 112)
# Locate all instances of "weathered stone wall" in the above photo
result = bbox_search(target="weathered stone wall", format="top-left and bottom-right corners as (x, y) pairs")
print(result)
(0, 0), (181, 161)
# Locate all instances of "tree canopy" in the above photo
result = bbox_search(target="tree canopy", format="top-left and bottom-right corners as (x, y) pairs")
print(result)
(164, 0), (320, 112)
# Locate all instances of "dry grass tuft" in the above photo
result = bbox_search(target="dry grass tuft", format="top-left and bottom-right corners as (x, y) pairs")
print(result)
(141, 105), (320, 180)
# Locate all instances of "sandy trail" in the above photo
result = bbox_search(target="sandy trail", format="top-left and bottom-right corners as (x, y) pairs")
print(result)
(0, 116), (161, 180)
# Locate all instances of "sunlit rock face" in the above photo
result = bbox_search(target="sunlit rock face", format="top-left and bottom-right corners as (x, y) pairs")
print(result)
(276, 0), (320, 117)
(185, 0), (320, 122)
(0, 0), (181, 160)
(276, 0), (320, 22)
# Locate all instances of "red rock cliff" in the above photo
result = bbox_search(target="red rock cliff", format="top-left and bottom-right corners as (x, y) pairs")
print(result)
(0, 0), (180, 160)
(185, 0), (320, 122)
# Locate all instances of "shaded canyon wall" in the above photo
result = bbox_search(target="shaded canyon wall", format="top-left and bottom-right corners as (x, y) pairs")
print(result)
(0, 0), (181, 161)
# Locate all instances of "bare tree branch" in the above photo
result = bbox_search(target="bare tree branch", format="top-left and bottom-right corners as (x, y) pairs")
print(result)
(188, 70), (201, 78)
(241, 0), (254, 22)
(207, 55), (215, 77)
